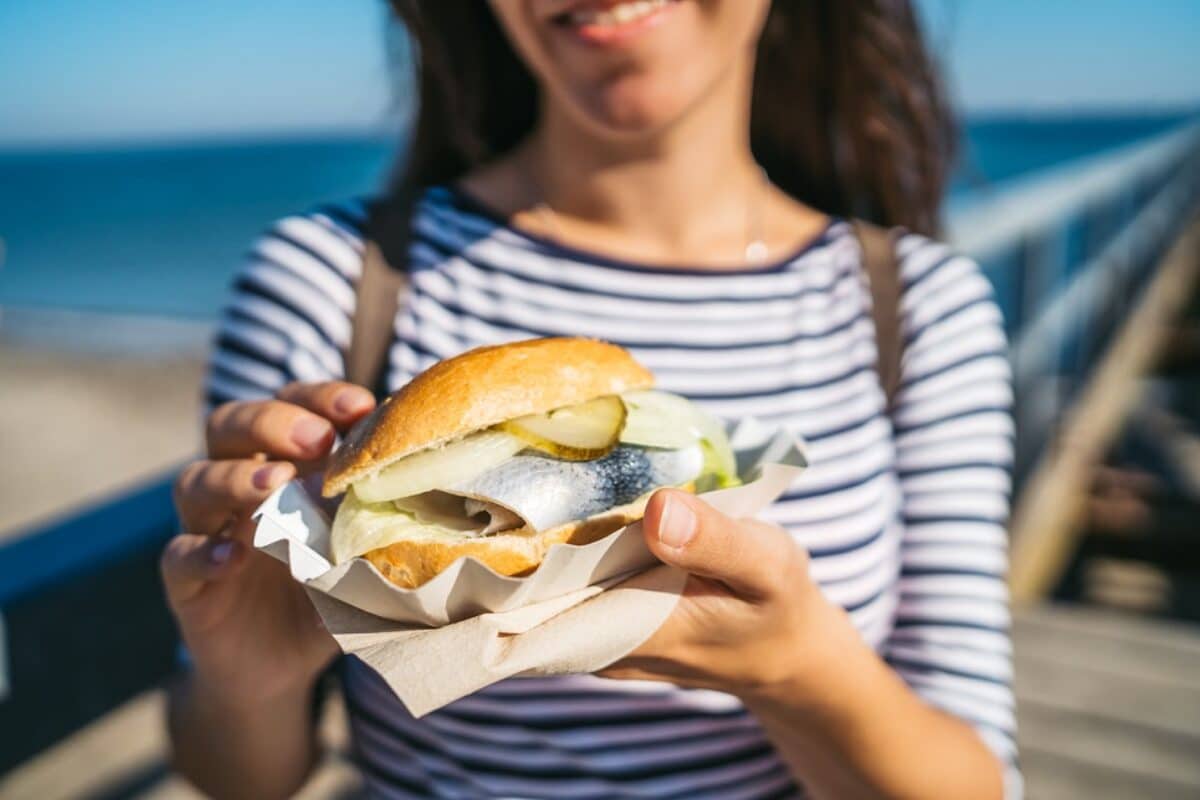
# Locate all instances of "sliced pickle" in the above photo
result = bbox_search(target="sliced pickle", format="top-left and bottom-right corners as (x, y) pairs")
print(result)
(499, 395), (626, 461)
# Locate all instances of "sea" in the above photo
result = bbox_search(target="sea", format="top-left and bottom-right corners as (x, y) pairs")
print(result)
(0, 113), (1194, 319)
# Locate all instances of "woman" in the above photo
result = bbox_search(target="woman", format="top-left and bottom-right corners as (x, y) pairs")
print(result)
(164, 2), (1017, 798)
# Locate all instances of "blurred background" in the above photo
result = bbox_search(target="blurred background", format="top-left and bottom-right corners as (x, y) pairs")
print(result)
(1, 1), (1199, 797)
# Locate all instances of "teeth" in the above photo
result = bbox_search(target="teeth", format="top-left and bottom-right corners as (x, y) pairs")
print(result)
(570, 0), (670, 28)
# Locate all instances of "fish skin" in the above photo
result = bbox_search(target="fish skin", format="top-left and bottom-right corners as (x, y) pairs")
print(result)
(447, 445), (703, 532)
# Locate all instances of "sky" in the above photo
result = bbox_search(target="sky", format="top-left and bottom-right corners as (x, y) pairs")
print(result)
(1, 0), (1198, 147)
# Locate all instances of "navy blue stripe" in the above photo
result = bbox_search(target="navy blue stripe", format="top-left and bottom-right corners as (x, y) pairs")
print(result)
(844, 584), (890, 614)
(895, 461), (1011, 479)
(426, 238), (864, 317)
(900, 251), (957, 293)
(803, 412), (885, 443)
(414, 228), (857, 305)
(355, 758), (436, 797)
(805, 522), (888, 559)
(311, 203), (367, 240)
(900, 567), (1006, 585)
(780, 466), (890, 503)
(203, 388), (234, 410)
(231, 275), (343, 354)
(902, 513), (1007, 526)
(888, 656), (1011, 688)
(214, 331), (287, 374)
(891, 617), (1008, 634)
(207, 362), (273, 396)
(409, 282), (871, 351)
(893, 405), (1013, 436)
(423, 713), (762, 755)
(437, 183), (843, 277)
(312, 200), (367, 233)
(439, 700), (748, 732)
(900, 347), (1008, 391)
(258, 229), (356, 288)
(348, 695), (776, 783)
(903, 294), (998, 347)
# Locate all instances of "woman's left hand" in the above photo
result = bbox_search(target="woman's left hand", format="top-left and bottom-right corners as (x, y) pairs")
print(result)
(598, 488), (846, 701)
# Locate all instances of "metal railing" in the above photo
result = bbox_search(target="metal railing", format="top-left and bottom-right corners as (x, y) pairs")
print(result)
(950, 120), (1200, 481)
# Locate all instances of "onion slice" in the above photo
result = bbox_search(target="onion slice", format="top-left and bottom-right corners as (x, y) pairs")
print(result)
(352, 431), (526, 503)
(619, 390), (703, 449)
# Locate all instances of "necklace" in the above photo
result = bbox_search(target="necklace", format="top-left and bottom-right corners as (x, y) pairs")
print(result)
(531, 167), (771, 265)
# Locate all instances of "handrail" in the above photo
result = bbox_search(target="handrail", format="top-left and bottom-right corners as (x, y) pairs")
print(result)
(946, 118), (1200, 481)
(949, 121), (1200, 260)
(0, 473), (182, 774)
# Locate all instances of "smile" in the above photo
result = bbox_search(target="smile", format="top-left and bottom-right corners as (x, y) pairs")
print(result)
(553, 0), (682, 44)
(563, 0), (677, 28)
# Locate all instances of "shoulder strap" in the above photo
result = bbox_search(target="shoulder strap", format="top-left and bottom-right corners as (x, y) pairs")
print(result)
(853, 221), (903, 410)
(345, 240), (408, 398)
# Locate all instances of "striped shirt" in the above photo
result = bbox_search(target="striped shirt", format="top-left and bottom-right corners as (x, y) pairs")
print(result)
(205, 186), (1020, 799)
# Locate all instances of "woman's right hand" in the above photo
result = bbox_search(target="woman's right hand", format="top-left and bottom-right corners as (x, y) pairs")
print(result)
(162, 381), (376, 703)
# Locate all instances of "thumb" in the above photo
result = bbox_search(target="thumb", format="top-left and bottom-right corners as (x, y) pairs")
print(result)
(643, 489), (801, 599)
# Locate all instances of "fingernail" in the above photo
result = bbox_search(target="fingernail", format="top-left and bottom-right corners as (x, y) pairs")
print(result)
(252, 463), (289, 491)
(210, 541), (235, 565)
(291, 417), (332, 452)
(334, 387), (373, 416)
(658, 495), (697, 549)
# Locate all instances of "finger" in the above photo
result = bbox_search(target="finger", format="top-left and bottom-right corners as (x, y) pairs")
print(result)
(160, 534), (246, 608)
(174, 459), (296, 536)
(642, 489), (803, 599)
(276, 381), (376, 431)
(206, 399), (337, 461)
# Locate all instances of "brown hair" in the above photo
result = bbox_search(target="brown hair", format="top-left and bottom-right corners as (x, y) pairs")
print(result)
(373, 1), (956, 261)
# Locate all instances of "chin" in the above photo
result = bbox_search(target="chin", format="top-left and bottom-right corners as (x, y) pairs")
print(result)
(571, 72), (703, 139)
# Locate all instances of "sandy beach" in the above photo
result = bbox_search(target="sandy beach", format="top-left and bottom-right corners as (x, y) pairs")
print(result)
(0, 310), (213, 541)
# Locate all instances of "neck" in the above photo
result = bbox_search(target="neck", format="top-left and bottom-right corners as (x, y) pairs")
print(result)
(522, 54), (761, 250)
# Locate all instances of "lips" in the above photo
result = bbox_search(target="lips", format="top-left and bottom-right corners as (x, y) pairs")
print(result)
(552, 0), (680, 30)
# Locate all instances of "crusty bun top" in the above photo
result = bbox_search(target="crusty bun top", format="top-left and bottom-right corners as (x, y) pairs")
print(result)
(322, 337), (654, 497)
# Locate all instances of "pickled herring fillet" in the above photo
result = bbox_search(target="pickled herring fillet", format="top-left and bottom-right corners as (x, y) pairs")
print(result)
(447, 445), (704, 532)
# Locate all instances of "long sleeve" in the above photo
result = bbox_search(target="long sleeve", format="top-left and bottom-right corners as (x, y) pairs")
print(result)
(202, 202), (367, 411)
(883, 233), (1021, 796)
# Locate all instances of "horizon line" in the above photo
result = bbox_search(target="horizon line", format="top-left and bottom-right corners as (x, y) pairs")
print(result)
(2, 106), (1198, 154)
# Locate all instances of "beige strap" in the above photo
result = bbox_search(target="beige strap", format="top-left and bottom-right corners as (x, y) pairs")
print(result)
(346, 241), (409, 395)
(854, 221), (903, 410)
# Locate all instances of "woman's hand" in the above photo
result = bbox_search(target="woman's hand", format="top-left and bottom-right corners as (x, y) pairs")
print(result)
(598, 488), (846, 701)
(601, 489), (1005, 799)
(162, 381), (376, 702)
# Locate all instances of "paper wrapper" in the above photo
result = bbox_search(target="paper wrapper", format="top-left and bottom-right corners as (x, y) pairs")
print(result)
(252, 419), (806, 717)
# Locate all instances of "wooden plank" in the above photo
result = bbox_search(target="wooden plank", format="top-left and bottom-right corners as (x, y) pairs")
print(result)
(1015, 603), (1200, 654)
(1013, 604), (1200, 686)
(1019, 746), (1200, 800)
(1014, 649), (1200, 735)
(1009, 216), (1200, 602)
(1016, 700), (1200, 789)
(0, 688), (361, 799)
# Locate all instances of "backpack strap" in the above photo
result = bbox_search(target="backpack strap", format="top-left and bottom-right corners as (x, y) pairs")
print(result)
(853, 221), (904, 411)
(345, 240), (408, 399)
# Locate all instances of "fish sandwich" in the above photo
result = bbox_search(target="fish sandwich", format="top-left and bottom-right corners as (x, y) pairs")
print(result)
(322, 337), (739, 589)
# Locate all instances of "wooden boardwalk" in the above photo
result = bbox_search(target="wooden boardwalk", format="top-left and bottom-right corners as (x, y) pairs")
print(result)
(1014, 605), (1200, 799)
(4, 603), (1199, 799)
